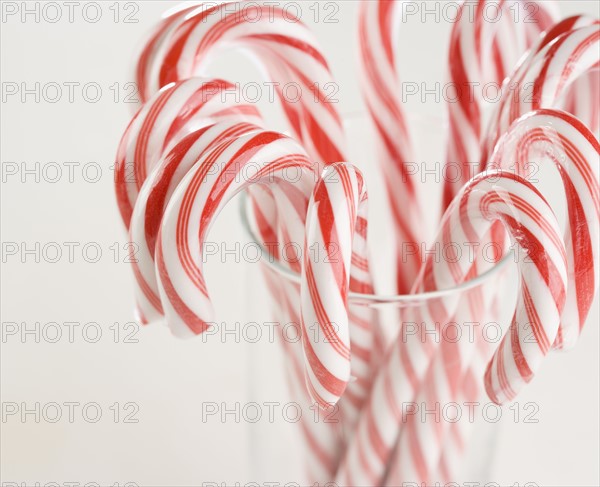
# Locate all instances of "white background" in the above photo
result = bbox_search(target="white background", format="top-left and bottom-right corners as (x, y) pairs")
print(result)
(1, 1), (599, 486)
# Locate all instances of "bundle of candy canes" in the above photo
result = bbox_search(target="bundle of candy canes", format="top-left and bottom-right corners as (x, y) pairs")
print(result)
(114, 2), (600, 485)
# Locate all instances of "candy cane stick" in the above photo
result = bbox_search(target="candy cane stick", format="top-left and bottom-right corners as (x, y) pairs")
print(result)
(538, 17), (600, 138)
(115, 78), (262, 227)
(482, 23), (600, 165)
(261, 147), (378, 431)
(129, 120), (262, 324)
(125, 1), (346, 273)
(125, 4), (357, 476)
(116, 78), (265, 324)
(133, 3), (203, 108)
(471, 19), (598, 345)
(443, 0), (557, 211)
(135, 1), (345, 165)
(388, 107), (600, 480)
(436, 14), (588, 450)
(489, 108), (600, 348)
(155, 128), (315, 335)
(299, 162), (383, 436)
(129, 0), (360, 399)
(357, 0), (423, 293)
(422, 16), (598, 479)
(337, 171), (567, 486)
(152, 127), (347, 482)
(444, 21), (600, 419)
(428, 107), (600, 483)
(301, 163), (374, 411)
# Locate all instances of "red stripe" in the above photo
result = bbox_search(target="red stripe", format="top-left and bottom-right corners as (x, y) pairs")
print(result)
(134, 87), (175, 188)
(155, 234), (209, 334)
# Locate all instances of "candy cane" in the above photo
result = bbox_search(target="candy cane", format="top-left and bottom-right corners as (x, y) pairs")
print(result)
(129, 120), (262, 324)
(422, 21), (600, 478)
(300, 163), (374, 411)
(357, 0), (425, 293)
(423, 109), (600, 482)
(419, 108), (600, 484)
(538, 17), (600, 137)
(152, 127), (349, 482)
(443, 0), (557, 211)
(387, 117), (598, 479)
(115, 77), (261, 227)
(337, 171), (567, 486)
(138, 0), (385, 432)
(133, 3), (202, 107)
(482, 22), (600, 165)
(266, 267), (345, 482)
(489, 108), (600, 348)
(123, 4), (354, 478)
(154, 128), (315, 335)
(135, 1), (345, 165)
(445, 20), (600, 420)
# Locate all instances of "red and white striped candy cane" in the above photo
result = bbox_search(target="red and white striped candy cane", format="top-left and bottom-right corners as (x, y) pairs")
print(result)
(482, 22), (600, 165)
(129, 120), (262, 324)
(538, 17), (600, 137)
(267, 268), (345, 483)
(448, 19), (600, 412)
(387, 141), (592, 482)
(152, 127), (345, 482)
(421, 22), (600, 478)
(154, 128), (315, 336)
(479, 182), (567, 404)
(300, 163), (373, 410)
(122, 4), (351, 479)
(135, 1), (346, 165)
(425, 107), (600, 483)
(489, 108), (600, 349)
(481, 16), (600, 159)
(443, 0), (557, 211)
(358, 0), (424, 293)
(434, 16), (589, 466)
(337, 171), (567, 486)
(133, 3), (202, 106)
(115, 77), (261, 227)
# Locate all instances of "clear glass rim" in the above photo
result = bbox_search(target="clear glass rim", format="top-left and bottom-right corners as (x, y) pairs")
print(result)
(239, 192), (513, 306)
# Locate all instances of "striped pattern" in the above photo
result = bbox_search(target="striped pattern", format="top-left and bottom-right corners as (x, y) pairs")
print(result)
(301, 163), (376, 416)
(482, 21), (600, 164)
(115, 78), (262, 228)
(489, 109), (600, 349)
(443, 0), (556, 212)
(154, 129), (315, 336)
(406, 110), (600, 482)
(412, 19), (600, 482)
(150, 126), (345, 483)
(134, 2), (346, 165)
(129, 121), (261, 324)
(262, 267), (344, 483)
(416, 21), (600, 479)
(386, 284), (497, 485)
(358, 0), (422, 293)
(119, 5), (355, 482)
(386, 171), (570, 484)
(336, 171), (567, 486)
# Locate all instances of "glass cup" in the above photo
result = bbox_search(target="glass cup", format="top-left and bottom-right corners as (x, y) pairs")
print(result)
(240, 113), (519, 486)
